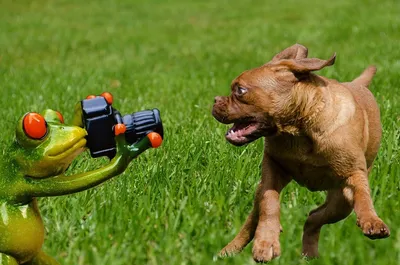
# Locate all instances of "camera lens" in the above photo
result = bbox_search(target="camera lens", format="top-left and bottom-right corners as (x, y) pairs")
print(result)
(123, 109), (163, 144)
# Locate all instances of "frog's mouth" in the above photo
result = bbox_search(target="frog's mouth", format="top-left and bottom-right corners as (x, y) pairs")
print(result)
(45, 137), (87, 160)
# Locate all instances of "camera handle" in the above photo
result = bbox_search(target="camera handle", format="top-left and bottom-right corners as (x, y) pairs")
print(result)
(113, 110), (127, 136)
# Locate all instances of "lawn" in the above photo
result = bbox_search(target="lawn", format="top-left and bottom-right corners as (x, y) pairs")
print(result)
(0, 0), (399, 264)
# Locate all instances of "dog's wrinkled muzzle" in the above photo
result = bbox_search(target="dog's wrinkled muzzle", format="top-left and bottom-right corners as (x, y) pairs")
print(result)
(212, 96), (231, 124)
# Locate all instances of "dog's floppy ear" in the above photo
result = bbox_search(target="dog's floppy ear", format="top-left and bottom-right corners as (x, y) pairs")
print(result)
(271, 44), (309, 62)
(280, 53), (336, 73)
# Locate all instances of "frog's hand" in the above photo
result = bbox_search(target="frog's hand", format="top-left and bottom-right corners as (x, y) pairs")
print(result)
(27, 251), (60, 265)
(0, 253), (18, 265)
(125, 132), (163, 159)
(23, 134), (161, 197)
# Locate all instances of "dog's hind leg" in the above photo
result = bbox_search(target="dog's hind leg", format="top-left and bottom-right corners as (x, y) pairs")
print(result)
(302, 189), (353, 258)
(218, 209), (259, 257)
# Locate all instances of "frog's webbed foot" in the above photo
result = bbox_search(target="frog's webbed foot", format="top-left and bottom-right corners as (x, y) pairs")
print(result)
(0, 253), (18, 265)
(23, 251), (60, 265)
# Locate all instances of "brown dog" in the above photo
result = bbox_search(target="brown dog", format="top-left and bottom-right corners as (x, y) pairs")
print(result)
(212, 44), (389, 262)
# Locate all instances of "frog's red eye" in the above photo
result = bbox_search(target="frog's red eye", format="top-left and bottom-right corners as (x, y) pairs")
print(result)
(23, 112), (47, 139)
(56, 111), (64, 123)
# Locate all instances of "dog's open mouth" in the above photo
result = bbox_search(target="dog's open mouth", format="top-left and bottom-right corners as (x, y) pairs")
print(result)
(225, 121), (260, 146)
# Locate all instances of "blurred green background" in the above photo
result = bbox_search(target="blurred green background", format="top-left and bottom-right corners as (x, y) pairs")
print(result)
(0, 0), (399, 264)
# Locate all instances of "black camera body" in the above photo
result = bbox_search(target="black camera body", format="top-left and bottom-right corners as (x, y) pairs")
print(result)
(80, 96), (163, 158)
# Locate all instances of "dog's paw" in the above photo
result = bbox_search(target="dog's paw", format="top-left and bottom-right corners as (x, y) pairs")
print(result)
(301, 252), (319, 261)
(301, 248), (319, 259)
(357, 217), (390, 239)
(218, 243), (243, 258)
(252, 239), (280, 263)
(301, 239), (319, 259)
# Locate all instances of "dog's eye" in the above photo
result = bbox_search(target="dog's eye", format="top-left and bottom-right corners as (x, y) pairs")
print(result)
(237, 86), (248, 96)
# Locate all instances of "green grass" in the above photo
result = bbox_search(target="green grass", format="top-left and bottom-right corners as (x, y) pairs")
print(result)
(0, 0), (399, 264)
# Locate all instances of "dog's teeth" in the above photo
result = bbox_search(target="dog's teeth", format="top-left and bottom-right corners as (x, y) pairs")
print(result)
(227, 130), (235, 138)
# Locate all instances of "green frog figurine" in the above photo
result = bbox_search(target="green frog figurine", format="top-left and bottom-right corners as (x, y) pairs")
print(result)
(0, 107), (162, 264)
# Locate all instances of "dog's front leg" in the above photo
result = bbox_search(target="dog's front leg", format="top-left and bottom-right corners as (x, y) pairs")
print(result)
(252, 154), (290, 263)
(346, 170), (390, 239)
(218, 209), (259, 257)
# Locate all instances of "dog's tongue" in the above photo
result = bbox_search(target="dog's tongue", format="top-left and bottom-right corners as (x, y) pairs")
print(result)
(227, 122), (258, 138)
(232, 123), (248, 131)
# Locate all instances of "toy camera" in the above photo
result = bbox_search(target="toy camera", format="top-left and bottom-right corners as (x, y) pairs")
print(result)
(78, 92), (163, 158)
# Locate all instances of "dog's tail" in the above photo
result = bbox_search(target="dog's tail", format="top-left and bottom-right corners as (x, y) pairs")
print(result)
(350, 65), (377, 88)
